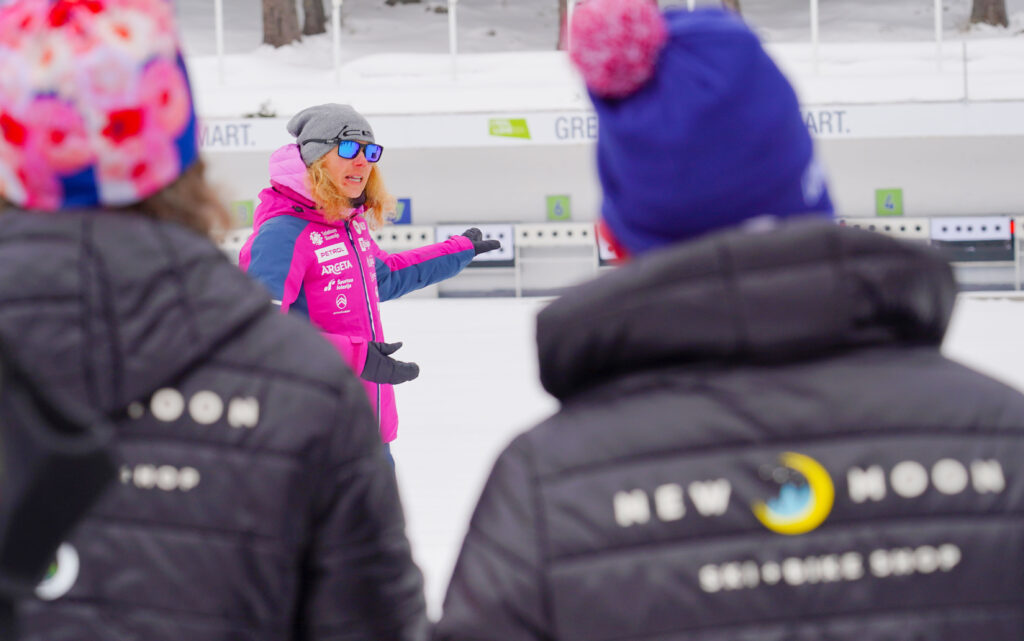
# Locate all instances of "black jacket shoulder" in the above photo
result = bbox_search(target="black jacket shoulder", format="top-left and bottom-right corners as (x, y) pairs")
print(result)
(437, 220), (1024, 641)
(0, 210), (427, 641)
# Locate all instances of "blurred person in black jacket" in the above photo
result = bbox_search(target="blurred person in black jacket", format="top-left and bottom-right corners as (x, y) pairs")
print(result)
(0, 351), (115, 640)
(434, 1), (1024, 640)
(0, 2), (428, 640)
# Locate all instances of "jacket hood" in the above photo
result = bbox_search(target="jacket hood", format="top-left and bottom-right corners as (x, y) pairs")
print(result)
(536, 219), (957, 400)
(0, 209), (272, 414)
(268, 144), (315, 205)
(251, 144), (365, 233)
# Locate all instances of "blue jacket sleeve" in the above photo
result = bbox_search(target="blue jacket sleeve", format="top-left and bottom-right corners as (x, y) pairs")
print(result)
(244, 216), (311, 316)
(375, 249), (475, 302)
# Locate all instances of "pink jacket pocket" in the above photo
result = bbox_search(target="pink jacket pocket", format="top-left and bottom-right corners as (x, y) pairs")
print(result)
(320, 332), (368, 374)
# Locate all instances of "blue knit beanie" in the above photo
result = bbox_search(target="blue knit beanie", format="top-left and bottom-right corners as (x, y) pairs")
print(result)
(570, 0), (833, 254)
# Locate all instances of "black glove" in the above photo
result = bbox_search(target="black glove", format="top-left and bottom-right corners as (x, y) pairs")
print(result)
(361, 341), (420, 385)
(461, 228), (501, 256)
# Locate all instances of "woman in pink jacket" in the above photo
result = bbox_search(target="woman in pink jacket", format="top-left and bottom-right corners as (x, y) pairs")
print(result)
(240, 104), (499, 457)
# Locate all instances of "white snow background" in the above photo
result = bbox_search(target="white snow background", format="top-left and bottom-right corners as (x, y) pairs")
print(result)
(175, 0), (1024, 117)
(170, 0), (1024, 618)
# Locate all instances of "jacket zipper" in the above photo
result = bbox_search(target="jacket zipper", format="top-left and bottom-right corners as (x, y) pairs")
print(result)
(346, 220), (382, 419)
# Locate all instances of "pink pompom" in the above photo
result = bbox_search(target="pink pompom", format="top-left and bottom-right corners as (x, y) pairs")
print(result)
(569, 0), (667, 98)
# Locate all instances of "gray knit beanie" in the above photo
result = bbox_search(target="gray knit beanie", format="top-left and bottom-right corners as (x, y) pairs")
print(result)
(287, 104), (376, 167)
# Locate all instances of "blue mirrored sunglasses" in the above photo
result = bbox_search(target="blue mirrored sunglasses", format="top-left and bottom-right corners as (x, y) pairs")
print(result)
(337, 140), (383, 162)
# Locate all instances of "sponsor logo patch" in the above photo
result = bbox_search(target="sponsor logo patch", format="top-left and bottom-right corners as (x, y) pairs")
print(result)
(324, 277), (356, 291)
(321, 261), (353, 276)
(752, 452), (835, 536)
(35, 544), (79, 601)
(316, 244), (349, 263)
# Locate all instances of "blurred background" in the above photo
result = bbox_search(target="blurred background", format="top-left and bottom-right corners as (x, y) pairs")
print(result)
(179, 0), (1024, 291)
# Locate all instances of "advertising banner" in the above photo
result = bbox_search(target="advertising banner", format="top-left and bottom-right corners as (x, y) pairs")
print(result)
(199, 102), (1024, 153)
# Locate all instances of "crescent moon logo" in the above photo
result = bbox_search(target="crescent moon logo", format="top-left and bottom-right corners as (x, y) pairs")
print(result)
(752, 452), (835, 536)
(35, 543), (79, 601)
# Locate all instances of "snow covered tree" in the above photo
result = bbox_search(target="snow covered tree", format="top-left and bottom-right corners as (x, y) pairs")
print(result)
(262, 0), (302, 47)
(971, 0), (1008, 27)
(302, 0), (328, 35)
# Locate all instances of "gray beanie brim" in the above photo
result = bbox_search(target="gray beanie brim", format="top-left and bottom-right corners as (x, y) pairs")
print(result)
(287, 104), (375, 166)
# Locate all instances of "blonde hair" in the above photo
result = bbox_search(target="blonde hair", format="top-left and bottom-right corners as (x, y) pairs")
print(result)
(307, 156), (397, 229)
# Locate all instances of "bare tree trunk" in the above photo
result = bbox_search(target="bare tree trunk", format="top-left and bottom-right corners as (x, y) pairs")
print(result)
(557, 0), (567, 51)
(722, 0), (742, 14)
(970, 0), (1008, 26)
(262, 0), (301, 48)
(302, 0), (327, 35)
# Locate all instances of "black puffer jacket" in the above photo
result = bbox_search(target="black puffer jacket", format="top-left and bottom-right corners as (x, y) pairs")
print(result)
(1, 210), (428, 641)
(436, 220), (1024, 641)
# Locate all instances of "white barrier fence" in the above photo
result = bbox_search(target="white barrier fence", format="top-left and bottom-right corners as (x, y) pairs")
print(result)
(220, 216), (1024, 296)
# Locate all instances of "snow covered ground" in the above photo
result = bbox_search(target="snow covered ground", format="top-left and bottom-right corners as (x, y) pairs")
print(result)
(176, 0), (1024, 57)
(383, 294), (1024, 617)
(174, 0), (1024, 117)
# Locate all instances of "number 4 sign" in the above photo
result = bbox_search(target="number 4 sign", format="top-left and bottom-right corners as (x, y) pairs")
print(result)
(875, 188), (904, 217)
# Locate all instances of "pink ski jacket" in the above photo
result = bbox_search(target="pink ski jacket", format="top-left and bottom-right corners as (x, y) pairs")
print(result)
(239, 144), (475, 442)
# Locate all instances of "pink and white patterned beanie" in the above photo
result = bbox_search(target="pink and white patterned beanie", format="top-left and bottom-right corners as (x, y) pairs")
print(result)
(0, 0), (199, 211)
